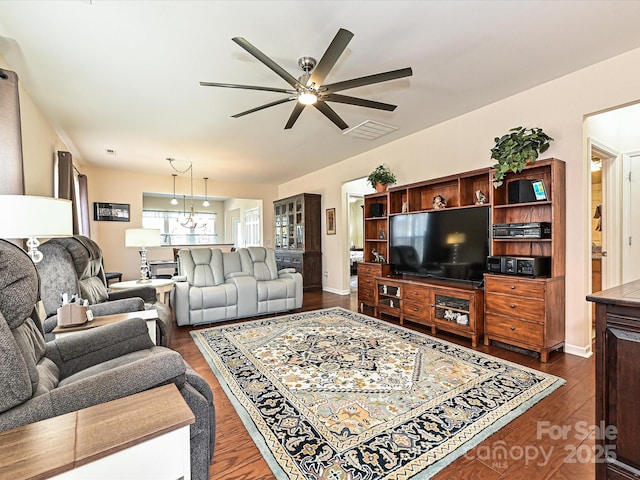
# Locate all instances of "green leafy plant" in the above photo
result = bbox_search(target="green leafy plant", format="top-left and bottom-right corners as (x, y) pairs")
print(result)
(491, 126), (553, 188)
(367, 164), (397, 190)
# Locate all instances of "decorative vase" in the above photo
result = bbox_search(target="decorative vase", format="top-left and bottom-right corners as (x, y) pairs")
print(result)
(375, 182), (387, 193)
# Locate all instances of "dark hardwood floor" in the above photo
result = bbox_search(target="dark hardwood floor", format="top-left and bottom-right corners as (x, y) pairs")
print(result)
(170, 290), (595, 480)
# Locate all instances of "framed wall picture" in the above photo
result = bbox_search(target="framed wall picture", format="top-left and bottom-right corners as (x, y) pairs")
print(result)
(94, 202), (130, 222)
(326, 208), (336, 235)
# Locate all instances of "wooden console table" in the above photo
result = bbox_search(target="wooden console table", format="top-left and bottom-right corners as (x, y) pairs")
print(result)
(0, 384), (194, 479)
(587, 279), (640, 480)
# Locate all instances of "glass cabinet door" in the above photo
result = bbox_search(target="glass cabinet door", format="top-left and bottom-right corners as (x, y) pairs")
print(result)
(274, 205), (282, 247)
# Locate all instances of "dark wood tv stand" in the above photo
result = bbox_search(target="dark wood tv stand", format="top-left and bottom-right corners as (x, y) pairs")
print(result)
(370, 273), (484, 347)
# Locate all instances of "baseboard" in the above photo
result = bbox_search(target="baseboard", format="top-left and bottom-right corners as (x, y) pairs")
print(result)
(564, 343), (593, 358)
(322, 286), (351, 295)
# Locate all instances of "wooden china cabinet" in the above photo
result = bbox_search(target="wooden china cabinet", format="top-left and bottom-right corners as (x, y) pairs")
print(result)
(274, 193), (322, 290)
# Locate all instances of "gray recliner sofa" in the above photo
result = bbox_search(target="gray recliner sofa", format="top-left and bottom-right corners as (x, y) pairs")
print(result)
(0, 238), (215, 480)
(173, 246), (303, 326)
(36, 235), (174, 346)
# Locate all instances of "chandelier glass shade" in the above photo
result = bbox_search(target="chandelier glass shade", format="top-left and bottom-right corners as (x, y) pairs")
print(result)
(203, 177), (210, 207)
(170, 174), (178, 205)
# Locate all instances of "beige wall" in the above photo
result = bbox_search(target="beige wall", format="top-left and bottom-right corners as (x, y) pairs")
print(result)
(279, 46), (640, 358)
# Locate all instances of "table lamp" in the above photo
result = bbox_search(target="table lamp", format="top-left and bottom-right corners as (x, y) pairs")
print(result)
(125, 228), (161, 283)
(0, 195), (73, 263)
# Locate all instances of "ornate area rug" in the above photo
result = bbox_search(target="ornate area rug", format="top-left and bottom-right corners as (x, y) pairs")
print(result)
(191, 307), (565, 479)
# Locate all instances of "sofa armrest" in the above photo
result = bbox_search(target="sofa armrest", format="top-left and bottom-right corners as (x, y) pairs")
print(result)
(88, 297), (145, 317)
(45, 317), (155, 377)
(278, 268), (297, 275)
(173, 280), (190, 326)
(172, 275), (187, 282)
(49, 349), (186, 415)
(0, 349), (187, 432)
(108, 285), (157, 304)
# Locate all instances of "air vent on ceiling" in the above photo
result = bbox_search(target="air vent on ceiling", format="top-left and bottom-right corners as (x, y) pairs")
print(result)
(342, 120), (398, 140)
(105, 148), (117, 155)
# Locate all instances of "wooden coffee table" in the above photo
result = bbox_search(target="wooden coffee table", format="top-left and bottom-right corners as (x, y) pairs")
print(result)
(52, 309), (159, 344)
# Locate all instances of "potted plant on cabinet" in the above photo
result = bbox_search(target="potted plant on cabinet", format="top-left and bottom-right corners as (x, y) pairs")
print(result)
(490, 126), (553, 188)
(367, 164), (397, 192)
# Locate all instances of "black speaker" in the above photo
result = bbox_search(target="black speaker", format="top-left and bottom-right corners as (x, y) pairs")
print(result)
(508, 179), (537, 204)
(369, 203), (384, 217)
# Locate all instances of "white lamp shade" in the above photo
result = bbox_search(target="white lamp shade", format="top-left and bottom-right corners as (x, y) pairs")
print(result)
(125, 228), (161, 247)
(0, 195), (73, 238)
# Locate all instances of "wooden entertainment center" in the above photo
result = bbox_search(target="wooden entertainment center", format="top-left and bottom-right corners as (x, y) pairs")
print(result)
(358, 158), (565, 362)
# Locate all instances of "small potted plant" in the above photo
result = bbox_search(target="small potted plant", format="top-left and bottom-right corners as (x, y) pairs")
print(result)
(367, 164), (397, 192)
(491, 126), (553, 188)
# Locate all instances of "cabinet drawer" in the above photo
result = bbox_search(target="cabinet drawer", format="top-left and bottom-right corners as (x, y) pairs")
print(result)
(485, 314), (544, 345)
(359, 286), (375, 303)
(485, 294), (545, 322)
(402, 299), (430, 320)
(358, 275), (376, 290)
(404, 284), (430, 300)
(358, 263), (383, 276)
(484, 276), (545, 298)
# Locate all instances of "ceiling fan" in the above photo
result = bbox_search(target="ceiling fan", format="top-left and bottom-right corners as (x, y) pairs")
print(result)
(200, 28), (412, 130)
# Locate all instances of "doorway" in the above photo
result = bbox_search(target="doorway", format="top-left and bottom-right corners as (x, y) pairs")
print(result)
(343, 177), (371, 292)
(586, 103), (640, 288)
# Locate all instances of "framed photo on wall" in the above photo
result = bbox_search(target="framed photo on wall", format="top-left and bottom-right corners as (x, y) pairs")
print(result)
(326, 208), (336, 235)
(94, 202), (130, 222)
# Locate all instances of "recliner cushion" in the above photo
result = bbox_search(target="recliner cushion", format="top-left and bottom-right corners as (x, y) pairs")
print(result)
(245, 247), (278, 281)
(0, 240), (44, 412)
(0, 314), (33, 413)
(79, 276), (109, 304)
(37, 242), (82, 317)
(182, 249), (225, 287)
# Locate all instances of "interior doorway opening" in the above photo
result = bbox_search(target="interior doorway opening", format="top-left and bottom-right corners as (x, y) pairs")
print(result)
(343, 177), (372, 292)
(585, 101), (640, 339)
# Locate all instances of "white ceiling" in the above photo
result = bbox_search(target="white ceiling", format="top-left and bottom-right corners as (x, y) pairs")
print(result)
(2, 1), (640, 184)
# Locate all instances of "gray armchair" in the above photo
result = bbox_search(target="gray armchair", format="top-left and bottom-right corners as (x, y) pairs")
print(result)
(0, 239), (215, 480)
(36, 235), (174, 346)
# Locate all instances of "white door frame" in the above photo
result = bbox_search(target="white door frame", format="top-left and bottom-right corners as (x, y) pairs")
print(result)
(623, 151), (640, 283)
(589, 139), (621, 290)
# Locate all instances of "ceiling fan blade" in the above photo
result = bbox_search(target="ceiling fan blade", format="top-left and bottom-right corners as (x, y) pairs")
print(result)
(309, 28), (354, 87)
(284, 103), (305, 130)
(323, 67), (413, 93)
(313, 102), (348, 130)
(232, 37), (301, 89)
(199, 81), (296, 94)
(323, 93), (397, 111)
(232, 97), (296, 118)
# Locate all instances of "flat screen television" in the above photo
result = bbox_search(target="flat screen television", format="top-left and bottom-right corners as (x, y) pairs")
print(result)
(389, 206), (490, 284)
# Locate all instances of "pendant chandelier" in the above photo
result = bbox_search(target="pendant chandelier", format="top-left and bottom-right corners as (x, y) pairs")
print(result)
(167, 158), (206, 230)
(203, 177), (210, 207)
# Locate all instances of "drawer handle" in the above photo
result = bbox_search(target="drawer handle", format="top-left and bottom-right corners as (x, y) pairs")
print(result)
(510, 326), (516, 331)
(413, 307), (419, 311)
(510, 285), (516, 290)
(510, 304), (516, 308)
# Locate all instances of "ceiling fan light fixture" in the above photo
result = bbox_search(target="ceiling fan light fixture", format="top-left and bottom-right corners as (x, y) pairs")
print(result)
(298, 91), (317, 105)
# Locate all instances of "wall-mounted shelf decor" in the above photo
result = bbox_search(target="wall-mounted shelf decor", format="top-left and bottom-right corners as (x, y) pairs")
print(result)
(93, 202), (130, 222)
